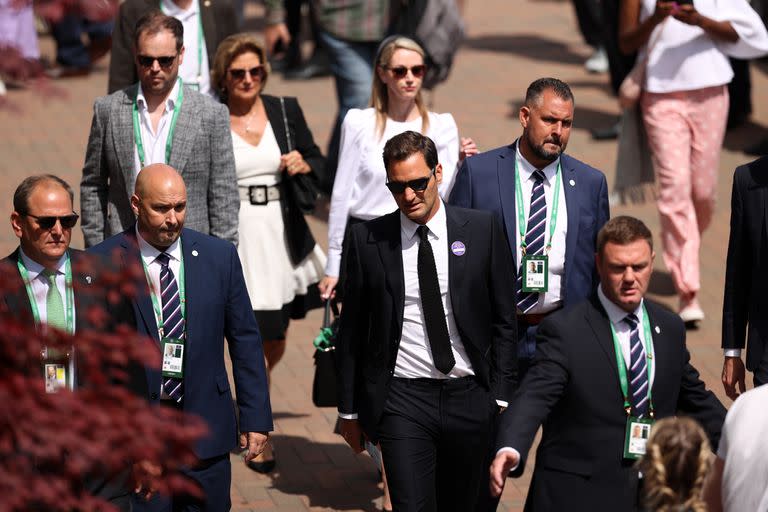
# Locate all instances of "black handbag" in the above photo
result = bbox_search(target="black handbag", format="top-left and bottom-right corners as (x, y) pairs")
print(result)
(280, 97), (319, 213)
(312, 300), (339, 407)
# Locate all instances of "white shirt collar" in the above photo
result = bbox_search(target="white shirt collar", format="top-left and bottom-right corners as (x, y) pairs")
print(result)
(18, 247), (68, 280)
(160, 0), (198, 19)
(515, 138), (560, 184)
(136, 77), (181, 113)
(400, 199), (447, 242)
(135, 225), (182, 265)
(597, 285), (644, 327)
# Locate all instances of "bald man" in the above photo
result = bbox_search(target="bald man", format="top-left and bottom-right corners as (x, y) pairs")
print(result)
(89, 164), (273, 512)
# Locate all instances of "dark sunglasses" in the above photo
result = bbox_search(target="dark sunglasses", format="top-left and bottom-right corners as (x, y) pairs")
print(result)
(386, 167), (435, 194)
(137, 54), (177, 68)
(384, 64), (426, 79)
(25, 213), (79, 230)
(228, 66), (266, 80)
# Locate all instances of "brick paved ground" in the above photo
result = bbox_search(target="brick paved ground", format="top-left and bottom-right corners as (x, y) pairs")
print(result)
(2, 0), (767, 510)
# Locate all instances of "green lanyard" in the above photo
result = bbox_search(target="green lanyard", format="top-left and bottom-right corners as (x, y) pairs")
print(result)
(514, 157), (562, 255)
(16, 252), (75, 334)
(609, 303), (654, 416)
(141, 244), (187, 337)
(132, 78), (184, 169)
(160, 0), (205, 85)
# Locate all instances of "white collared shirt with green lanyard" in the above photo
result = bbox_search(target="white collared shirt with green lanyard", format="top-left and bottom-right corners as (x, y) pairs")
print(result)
(132, 77), (184, 175)
(17, 250), (76, 392)
(160, 0), (208, 93)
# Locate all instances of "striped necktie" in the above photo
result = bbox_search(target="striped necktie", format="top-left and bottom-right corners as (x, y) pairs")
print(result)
(157, 253), (184, 402)
(43, 269), (66, 330)
(516, 169), (547, 312)
(624, 314), (649, 417)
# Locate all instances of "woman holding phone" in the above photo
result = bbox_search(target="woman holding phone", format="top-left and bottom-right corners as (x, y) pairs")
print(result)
(619, 0), (768, 325)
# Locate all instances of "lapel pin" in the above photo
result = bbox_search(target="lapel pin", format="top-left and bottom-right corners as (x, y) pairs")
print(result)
(569, 179), (576, 187)
(655, 326), (660, 334)
(192, 250), (199, 257)
(451, 241), (466, 256)
(85, 276), (92, 284)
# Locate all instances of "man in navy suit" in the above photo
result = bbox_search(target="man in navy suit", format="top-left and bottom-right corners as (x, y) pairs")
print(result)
(449, 77), (609, 378)
(89, 164), (272, 512)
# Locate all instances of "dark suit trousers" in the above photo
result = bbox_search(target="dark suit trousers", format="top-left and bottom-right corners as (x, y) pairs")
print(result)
(377, 377), (495, 512)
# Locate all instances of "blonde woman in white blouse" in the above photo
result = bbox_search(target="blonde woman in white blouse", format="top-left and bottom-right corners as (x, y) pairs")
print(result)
(319, 36), (477, 299)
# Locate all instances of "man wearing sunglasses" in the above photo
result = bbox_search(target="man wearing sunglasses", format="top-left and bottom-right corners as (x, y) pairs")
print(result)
(81, 10), (238, 249)
(2, 174), (136, 510)
(336, 131), (517, 511)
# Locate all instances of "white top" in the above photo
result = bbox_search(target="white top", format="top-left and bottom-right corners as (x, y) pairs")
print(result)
(396, 200), (474, 379)
(18, 248), (71, 328)
(514, 144), (567, 313)
(326, 108), (460, 277)
(640, 0), (768, 93)
(136, 226), (183, 334)
(232, 123), (282, 187)
(718, 385), (768, 512)
(133, 79), (182, 177)
(160, 0), (212, 96)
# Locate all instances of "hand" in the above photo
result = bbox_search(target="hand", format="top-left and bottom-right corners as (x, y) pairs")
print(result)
(673, 4), (703, 26)
(722, 356), (746, 400)
(132, 460), (162, 500)
(651, 1), (676, 23)
(264, 22), (291, 56)
(459, 137), (478, 162)
(239, 431), (269, 464)
(339, 418), (365, 453)
(280, 151), (310, 176)
(318, 275), (339, 301)
(489, 451), (520, 497)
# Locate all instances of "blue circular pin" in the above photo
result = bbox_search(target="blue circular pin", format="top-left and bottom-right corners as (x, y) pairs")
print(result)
(451, 241), (466, 256)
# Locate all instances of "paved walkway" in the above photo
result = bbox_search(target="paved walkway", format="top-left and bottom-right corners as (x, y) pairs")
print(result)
(2, 0), (767, 510)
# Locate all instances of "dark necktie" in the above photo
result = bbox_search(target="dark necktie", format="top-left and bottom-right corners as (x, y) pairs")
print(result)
(417, 225), (455, 375)
(157, 253), (184, 402)
(624, 314), (649, 417)
(516, 169), (547, 312)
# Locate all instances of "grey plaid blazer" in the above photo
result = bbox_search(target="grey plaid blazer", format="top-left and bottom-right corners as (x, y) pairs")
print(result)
(80, 83), (238, 247)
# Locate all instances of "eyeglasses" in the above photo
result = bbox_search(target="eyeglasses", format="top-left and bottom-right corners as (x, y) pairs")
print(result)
(24, 213), (79, 230)
(228, 66), (266, 81)
(385, 167), (435, 194)
(384, 64), (426, 79)
(137, 54), (177, 69)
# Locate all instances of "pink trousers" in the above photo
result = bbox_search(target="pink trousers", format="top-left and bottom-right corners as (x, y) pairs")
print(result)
(641, 85), (729, 298)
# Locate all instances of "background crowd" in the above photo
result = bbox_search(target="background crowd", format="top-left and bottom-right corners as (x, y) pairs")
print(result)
(2, 0), (768, 510)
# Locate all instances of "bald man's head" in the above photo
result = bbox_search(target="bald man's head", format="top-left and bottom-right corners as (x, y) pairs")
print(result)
(131, 164), (187, 250)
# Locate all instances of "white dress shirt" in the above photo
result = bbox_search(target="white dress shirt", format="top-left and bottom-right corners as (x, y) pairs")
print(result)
(160, 0), (211, 96)
(18, 248), (73, 329)
(133, 79), (182, 178)
(136, 227), (183, 335)
(514, 143), (568, 313)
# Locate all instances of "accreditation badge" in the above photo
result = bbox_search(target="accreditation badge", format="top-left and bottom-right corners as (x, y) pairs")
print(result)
(623, 416), (654, 460)
(521, 254), (548, 292)
(41, 347), (73, 393)
(161, 338), (185, 378)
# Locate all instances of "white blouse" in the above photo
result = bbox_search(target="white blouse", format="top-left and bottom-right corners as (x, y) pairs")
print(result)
(640, 0), (768, 93)
(325, 108), (460, 277)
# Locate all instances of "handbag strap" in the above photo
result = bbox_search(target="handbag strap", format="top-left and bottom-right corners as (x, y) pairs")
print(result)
(322, 300), (340, 328)
(279, 96), (293, 152)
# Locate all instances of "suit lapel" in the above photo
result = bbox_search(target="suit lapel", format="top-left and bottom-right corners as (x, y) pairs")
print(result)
(69, 250), (97, 331)
(446, 205), (468, 320)
(168, 87), (199, 173)
(112, 86), (139, 191)
(561, 155), (579, 291)
(121, 231), (160, 342)
(584, 295), (620, 377)
(179, 231), (199, 352)
(645, 303), (672, 401)
(496, 144), (518, 267)
(200, 0), (217, 57)
(376, 213), (405, 336)
(2, 249), (33, 319)
(263, 95), (289, 154)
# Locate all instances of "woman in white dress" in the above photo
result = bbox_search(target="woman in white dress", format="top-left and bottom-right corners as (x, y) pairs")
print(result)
(212, 33), (326, 472)
(318, 36), (478, 300)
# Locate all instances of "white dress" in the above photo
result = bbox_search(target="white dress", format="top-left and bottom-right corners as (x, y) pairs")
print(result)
(232, 122), (326, 314)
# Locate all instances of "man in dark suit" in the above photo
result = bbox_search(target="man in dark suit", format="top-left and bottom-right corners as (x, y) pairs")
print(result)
(108, 0), (238, 95)
(490, 216), (726, 511)
(2, 174), (136, 510)
(337, 131), (518, 511)
(449, 77), (609, 378)
(722, 156), (768, 398)
(89, 164), (272, 512)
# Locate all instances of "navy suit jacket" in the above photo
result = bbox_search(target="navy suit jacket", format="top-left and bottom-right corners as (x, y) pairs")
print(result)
(448, 142), (609, 307)
(89, 228), (273, 459)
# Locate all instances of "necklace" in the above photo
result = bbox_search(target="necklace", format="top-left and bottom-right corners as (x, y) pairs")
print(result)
(244, 109), (258, 133)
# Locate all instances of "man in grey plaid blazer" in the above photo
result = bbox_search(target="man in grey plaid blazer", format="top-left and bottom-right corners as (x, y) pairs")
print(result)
(80, 10), (238, 248)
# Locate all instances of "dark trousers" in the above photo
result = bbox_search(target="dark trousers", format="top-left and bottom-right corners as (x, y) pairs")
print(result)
(754, 346), (768, 388)
(572, 0), (603, 48)
(377, 377), (495, 512)
(51, 14), (112, 68)
(132, 454), (231, 512)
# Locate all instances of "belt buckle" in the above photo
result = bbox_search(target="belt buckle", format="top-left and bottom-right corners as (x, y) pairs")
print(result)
(248, 185), (268, 205)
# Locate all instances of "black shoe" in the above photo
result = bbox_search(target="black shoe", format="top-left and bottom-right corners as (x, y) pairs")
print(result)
(247, 457), (276, 474)
(745, 138), (768, 157)
(591, 122), (621, 141)
(284, 52), (331, 80)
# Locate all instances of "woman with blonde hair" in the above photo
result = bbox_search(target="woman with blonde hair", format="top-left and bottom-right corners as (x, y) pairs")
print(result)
(212, 33), (326, 473)
(639, 416), (713, 511)
(318, 35), (477, 299)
